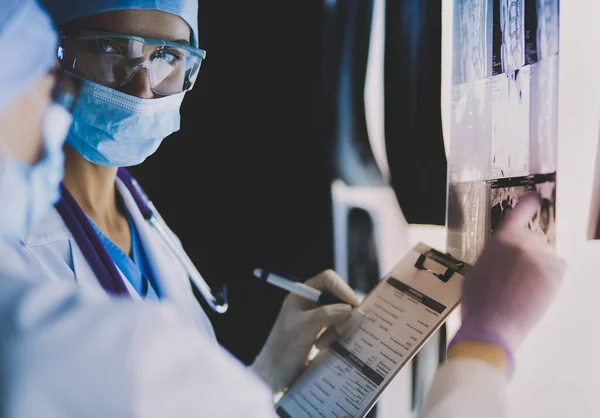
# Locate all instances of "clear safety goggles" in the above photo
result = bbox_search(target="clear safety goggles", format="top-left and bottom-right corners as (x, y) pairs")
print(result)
(58, 30), (206, 97)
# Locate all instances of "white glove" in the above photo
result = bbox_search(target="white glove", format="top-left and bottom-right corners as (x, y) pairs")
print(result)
(250, 269), (360, 393)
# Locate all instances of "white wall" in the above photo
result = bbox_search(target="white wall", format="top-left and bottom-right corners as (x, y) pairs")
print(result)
(441, 1), (600, 416)
(506, 1), (600, 416)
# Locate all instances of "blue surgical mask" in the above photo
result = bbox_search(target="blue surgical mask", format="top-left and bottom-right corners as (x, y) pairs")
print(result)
(0, 101), (72, 240)
(67, 79), (186, 167)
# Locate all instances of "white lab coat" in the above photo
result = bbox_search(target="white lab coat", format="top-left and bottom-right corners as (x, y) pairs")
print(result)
(0, 237), (507, 418)
(4, 177), (215, 339)
(419, 358), (507, 418)
(0, 267), (508, 417)
(0, 248), (278, 418)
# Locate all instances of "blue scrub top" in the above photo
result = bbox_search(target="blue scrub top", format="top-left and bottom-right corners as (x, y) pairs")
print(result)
(89, 212), (161, 299)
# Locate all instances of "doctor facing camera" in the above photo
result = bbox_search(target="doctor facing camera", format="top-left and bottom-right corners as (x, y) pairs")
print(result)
(0, 0), (358, 415)
(0, 1), (567, 417)
(2, 0), (360, 396)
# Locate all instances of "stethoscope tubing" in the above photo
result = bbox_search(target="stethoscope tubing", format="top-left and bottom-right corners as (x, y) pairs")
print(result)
(54, 169), (228, 314)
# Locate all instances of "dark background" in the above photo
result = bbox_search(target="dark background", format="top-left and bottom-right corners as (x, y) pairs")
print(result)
(130, 0), (446, 364)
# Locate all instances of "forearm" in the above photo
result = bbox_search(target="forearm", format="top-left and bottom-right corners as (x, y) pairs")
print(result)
(418, 342), (508, 418)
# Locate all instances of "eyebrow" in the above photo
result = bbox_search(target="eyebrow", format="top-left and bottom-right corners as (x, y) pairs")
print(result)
(173, 39), (191, 46)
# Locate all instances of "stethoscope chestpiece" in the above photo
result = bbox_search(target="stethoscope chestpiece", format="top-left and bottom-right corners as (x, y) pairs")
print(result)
(212, 285), (229, 314)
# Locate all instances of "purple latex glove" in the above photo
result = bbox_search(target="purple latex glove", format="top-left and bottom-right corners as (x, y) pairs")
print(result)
(449, 194), (567, 373)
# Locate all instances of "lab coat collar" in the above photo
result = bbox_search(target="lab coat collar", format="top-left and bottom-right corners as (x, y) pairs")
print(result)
(22, 205), (72, 246)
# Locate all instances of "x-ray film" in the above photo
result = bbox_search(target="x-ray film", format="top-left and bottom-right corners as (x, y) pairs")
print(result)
(447, 0), (559, 263)
(449, 79), (492, 183)
(493, 0), (525, 75)
(529, 57), (559, 174)
(447, 181), (490, 264)
(452, 0), (494, 85)
(490, 66), (531, 179)
(490, 173), (556, 244)
(527, 0), (559, 63)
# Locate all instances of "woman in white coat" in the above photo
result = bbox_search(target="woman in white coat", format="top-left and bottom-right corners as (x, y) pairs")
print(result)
(0, 4), (356, 414)
(4, 0), (362, 395)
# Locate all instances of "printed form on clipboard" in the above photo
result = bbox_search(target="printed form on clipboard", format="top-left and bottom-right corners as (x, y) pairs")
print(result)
(275, 243), (470, 418)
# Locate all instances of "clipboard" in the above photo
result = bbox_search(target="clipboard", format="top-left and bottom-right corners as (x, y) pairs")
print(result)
(275, 243), (469, 418)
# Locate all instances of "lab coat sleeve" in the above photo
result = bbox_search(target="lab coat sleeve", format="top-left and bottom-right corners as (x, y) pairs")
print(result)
(418, 358), (508, 418)
(0, 276), (278, 418)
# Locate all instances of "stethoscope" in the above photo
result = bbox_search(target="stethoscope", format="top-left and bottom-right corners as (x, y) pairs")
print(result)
(54, 168), (228, 314)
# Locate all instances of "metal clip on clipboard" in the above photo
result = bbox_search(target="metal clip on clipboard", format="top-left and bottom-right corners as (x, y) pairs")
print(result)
(414, 248), (464, 283)
(412, 247), (465, 412)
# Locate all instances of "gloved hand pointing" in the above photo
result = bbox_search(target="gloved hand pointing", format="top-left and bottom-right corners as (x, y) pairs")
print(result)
(250, 269), (359, 394)
(449, 194), (567, 373)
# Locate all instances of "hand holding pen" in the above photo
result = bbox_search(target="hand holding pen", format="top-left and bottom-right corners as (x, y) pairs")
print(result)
(250, 268), (363, 393)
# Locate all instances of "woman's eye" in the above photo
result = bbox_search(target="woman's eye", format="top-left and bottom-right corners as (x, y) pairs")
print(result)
(152, 48), (183, 65)
(92, 40), (118, 54)
(100, 43), (113, 53)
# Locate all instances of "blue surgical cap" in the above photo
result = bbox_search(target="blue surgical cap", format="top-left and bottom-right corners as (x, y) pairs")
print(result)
(0, 0), (57, 115)
(40, 0), (199, 46)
